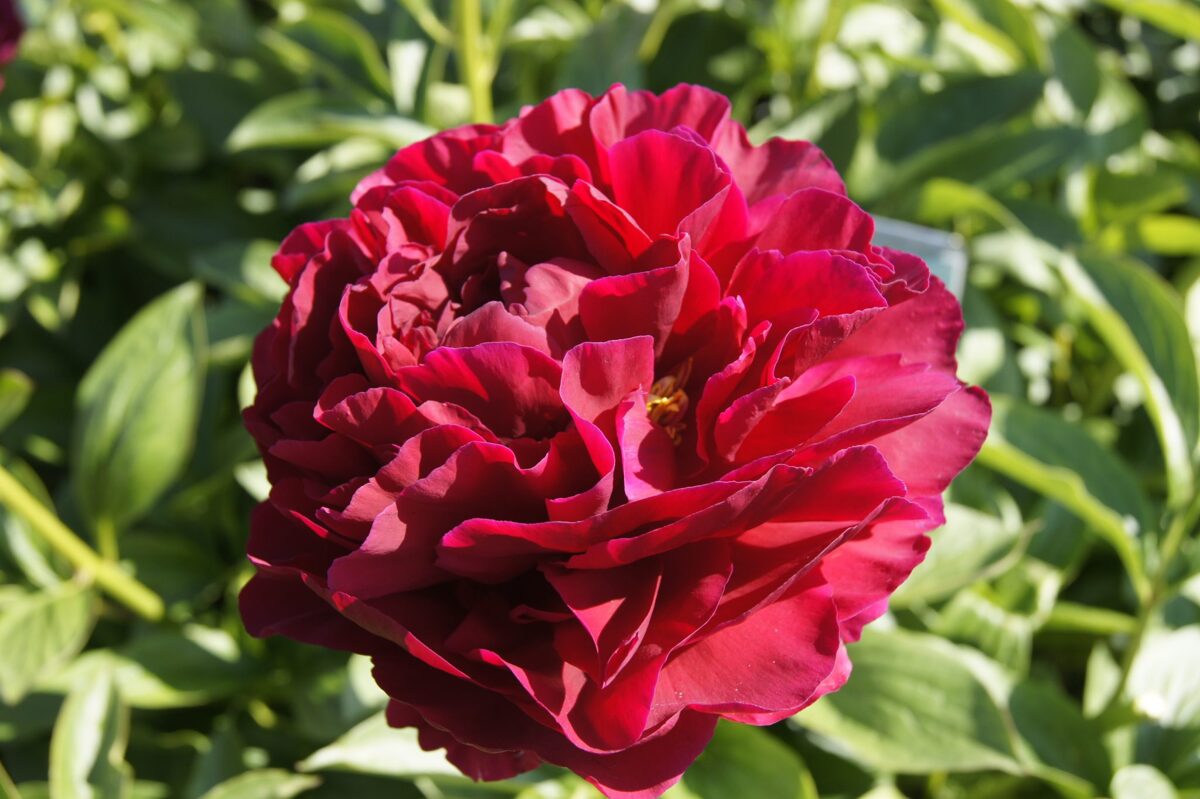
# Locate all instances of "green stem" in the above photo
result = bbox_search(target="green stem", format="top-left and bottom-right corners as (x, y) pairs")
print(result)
(0, 464), (164, 622)
(1099, 490), (1200, 721)
(0, 757), (20, 799)
(96, 515), (118, 562)
(455, 0), (494, 123)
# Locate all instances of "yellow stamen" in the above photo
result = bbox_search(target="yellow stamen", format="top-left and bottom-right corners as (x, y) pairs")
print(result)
(646, 358), (693, 444)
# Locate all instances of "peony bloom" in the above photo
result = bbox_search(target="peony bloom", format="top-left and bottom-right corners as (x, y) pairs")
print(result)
(0, 0), (22, 87)
(241, 84), (990, 798)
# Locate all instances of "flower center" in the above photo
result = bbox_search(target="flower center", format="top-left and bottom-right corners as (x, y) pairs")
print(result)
(647, 358), (693, 445)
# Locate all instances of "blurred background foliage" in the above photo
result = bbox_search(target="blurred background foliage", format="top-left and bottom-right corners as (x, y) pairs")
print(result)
(0, 0), (1199, 797)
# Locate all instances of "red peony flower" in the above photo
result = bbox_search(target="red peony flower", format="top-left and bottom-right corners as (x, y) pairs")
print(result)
(241, 84), (990, 798)
(0, 0), (23, 87)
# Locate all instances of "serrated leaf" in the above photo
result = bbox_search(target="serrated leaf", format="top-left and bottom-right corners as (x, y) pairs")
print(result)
(792, 628), (1021, 774)
(227, 91), (431, 152)
(683, 721), (818, 799)
(0, 582), (95, 704)
(48, 665), (131, 799)
(72, 283), (206, 533)
(197, 770), (318, 799)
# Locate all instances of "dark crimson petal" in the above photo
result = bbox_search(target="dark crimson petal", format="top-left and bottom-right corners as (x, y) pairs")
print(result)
(373, 652), (718, 799)
(395, 343), (566, 440)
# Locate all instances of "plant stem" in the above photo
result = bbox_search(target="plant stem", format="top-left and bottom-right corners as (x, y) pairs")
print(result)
(0, 464), (164, 622)
(455, 0), (494, 123)
(96, 515), (118, 562)
(1098, 490), (1200, 722)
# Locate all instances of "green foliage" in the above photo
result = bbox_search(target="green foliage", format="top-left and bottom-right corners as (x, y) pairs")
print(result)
(0, 0), (1197, 798)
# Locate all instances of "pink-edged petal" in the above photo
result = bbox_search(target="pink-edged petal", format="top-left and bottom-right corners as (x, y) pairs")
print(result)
(868, 385), (991, 495)
(831, 276), (964, 372)
(651, 574), (840, 723)
(559, 337), (655, 427)
(711, 122), (846, 203)
(753, 188), (875, 254)
(820, 496), (940, 642)
(727, 248), (887, 327)
(440, 301), (553, 356)
(589, 84), (731, 151)
(616, 391), (678, 500)
(563, 181), (654, 274)
(607, 129), (732, 239)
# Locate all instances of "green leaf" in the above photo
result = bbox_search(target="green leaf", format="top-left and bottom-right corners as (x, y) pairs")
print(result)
(0, 581), (96, 704)
(48, 665), (131, 799)
(1103, 215), (1200, 256)
(558, 2), (648, 94)
(88, 626), (255, 709)
(1064, 253), (1200, 509)
(877, 72), (1044, 162)
(1049, 23), (1101, 117)
(931, 0), (1028, 65)
(891, 503), (1021, 606)
(72, 283), (206, 532)
(792, 628), (1021, 773)
(190, 240), (286, 306)
(298, 712), (461, 778)
(683, 721), (818, 799)
(0, 453), (69, 588)
(227, 91), (431, 152)
(1093, 0), (1200, 41)
(1111, 765), (1178, 799)
(1094, 172), (1189, 226)
(276, 9), (393, 99)
(1009, 678), (1111, 789)
(197, 770), (319, 799)
(977, 397), (1152, 597)
(0, 370), (33, 434)
(1127, 626), (1200, 727)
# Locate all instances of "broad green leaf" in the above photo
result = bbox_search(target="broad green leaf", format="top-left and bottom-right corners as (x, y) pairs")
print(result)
(1094, 0), (1200, 41)
(0, 581), (95, 704)
(227, 91), (431, 152)
(282, 137), (391, 210)
(48, 665), (131, 799)
(1049, 23), (1100, 117)
(1111, 765), (1178, 799)
(1094, 172), (1189, 226)
(1102, 215), (1200, 256)
(276, 9), (392, 99)
(891, 503), (1021, 606)
(877, 72), (1044, 162)
(1064, 253), (1200, 508)
(793, 628), (1021, 773)
(0, 453), (68, 588)
(0, 370), (32, 433)
(931, 0), (1028, 66)
(197, 770), (318, 799)
(558, 2), (647, 94)
(978, 397), (1152, 595)
(72, 282), (206, 532)
(48, 626), (256, 709)
(683, 721), (818, 799)
(1009, 679), (1111, 789)
(933, 587), (1035, 672)
(1127, 626), (1200, 727)
(298, 712), (461, 778)
(190, 241), (286, 306)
